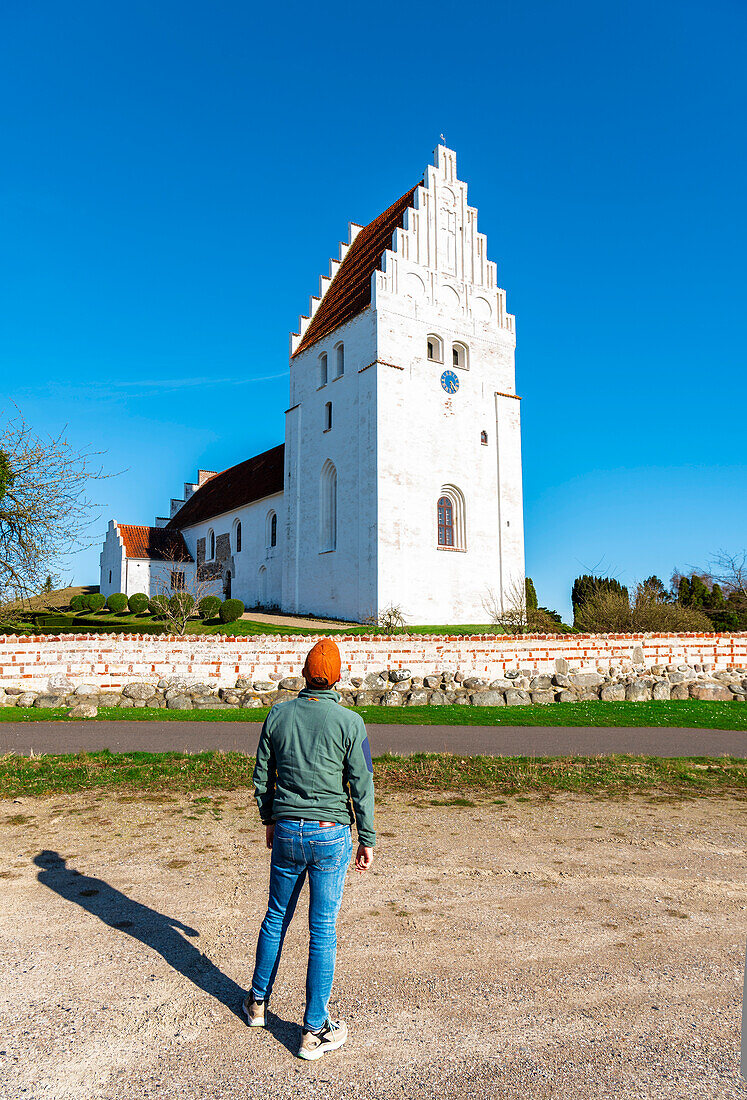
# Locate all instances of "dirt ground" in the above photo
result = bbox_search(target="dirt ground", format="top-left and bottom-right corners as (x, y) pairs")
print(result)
(1, 788), (746, 1099)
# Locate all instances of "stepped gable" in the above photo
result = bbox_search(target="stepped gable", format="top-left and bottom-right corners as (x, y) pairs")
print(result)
(118, 525), (193, 561)
(293, 183), (421, 356)
(167, 444), (284, 529)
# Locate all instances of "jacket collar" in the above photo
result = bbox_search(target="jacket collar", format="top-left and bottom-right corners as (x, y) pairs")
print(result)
(298, 685), (341, 702)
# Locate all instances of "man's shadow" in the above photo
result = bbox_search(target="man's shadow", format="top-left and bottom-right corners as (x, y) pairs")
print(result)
(34, 850), (297, 1055)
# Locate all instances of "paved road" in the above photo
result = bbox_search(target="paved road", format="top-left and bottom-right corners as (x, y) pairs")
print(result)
(0, 721), (744, 757)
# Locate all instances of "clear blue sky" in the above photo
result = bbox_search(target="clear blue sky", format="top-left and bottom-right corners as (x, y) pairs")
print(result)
(2, 1), (745, 622)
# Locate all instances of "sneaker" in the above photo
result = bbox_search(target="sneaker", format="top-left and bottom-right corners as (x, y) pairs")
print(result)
(241, 994), (266, 1027)
(298, 1017), (348, 1061)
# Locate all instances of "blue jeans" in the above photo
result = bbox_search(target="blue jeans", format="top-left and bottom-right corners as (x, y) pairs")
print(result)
(251, 819), (353, 1030)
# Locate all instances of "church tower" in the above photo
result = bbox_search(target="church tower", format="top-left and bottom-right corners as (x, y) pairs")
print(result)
(283, 145), (525, 625)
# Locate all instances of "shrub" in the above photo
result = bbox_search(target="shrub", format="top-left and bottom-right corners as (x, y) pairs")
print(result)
(87, 593), (105, 612)
(198, 595), (222, 620)
(128, 592), (149, 614)
(525, 577), (538, 612)
(69, 594), (86, 612)
(149, 594), (169, 617)
(219, 598), (245, 624)
(106, 592), (128, 613)
(169, 592), (195, 619)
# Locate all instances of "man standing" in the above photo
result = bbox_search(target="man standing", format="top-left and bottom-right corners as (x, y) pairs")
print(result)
(244, 639), (376, 1061)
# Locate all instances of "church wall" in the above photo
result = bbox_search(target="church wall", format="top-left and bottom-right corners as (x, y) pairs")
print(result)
(179, 490), (284, 610)
(283, 310), (378, 623)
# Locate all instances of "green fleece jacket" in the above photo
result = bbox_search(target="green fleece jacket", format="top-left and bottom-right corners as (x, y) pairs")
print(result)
(253, 686), (376, 846)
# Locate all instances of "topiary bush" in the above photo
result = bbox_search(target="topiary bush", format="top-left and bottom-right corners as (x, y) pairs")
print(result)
(219, 598), (245, 624)
(87, 593), (106, 612)
(169, 592), (195, 618)
(149, 594), (169, 617)
(128, 592), (149, 614)
(69, 594), (86, 612)
(106, 592), (128, 613)
(198, 595), (222, 620)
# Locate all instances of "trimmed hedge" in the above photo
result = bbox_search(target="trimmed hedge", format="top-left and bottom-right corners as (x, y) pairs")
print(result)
(106, 592), (128, 613)
(219, 598), (245, 624)
(149, 594), (169, 616)
(169, 593), (195, 618)
(70, 594), (87, 612)
(198, 595), (221, 621)
(87, 594), (106, 612)
(128, 592), (149, 614)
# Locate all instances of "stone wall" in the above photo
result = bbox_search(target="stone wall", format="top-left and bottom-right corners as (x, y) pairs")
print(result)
(1, 632), (746, 693)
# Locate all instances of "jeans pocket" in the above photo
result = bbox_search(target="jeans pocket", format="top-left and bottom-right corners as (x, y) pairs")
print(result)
(309, 837), (346, 871)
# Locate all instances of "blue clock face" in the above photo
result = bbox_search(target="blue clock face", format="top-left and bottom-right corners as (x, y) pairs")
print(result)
(441, 370), (459, 394)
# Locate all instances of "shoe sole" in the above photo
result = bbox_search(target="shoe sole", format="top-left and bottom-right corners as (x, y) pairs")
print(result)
(298, 1034), (347, 1061)
(241, 1003), (265, 1028)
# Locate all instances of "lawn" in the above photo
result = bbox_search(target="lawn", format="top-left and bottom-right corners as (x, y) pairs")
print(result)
(0, 748), (744, 800)
(1, 700), (746, 729)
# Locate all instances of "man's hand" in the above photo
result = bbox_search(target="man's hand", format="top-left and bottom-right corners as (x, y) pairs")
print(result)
(355, 845), (373, 874)
(265, 823), (275, 849)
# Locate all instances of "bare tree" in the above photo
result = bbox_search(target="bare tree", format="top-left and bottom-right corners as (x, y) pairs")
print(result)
(361, 604), (408, 635)
(575, 580), (713, 633)
(0, 408), (110, 615)
(708, 549), (747, 609)
(482, 579), (527, 633)
(150, 548), (222, 634)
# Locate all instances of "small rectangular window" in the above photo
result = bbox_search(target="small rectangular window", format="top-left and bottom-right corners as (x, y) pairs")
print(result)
(453, 347), (459, 366)
(324, 402), (332, 431)
(171, 570), (185, 590)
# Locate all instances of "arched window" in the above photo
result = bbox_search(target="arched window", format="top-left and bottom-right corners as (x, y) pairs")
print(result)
(427, 334), (443, 363)
(437, 496), (454, 546)
(266, 510), (277, 548)
(480, 430), (488, 446)
(324, 401), (332, 432)
(452, 342), (468, 369)
(335, 343), (344, 377)
(319, 353), (328, 387)
(207, 529), (215, 560)
(320, 460), (337, 552)
(436, 484), (466, 550)
(235, 520), (242, 552)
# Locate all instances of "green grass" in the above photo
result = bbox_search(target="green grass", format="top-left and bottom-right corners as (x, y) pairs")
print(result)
(1, 700), (745, 729)
(0, 748), (744, 800)
(9, 609), (511, 637)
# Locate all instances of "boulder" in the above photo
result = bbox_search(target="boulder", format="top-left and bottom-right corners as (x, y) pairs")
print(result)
(429, 691), (450, 706)
(652, 681), (671, 700)
(187, 683), (215, 697)
(272, 690), (298, 702)
(470, 691), (506, 706)
(353, 691), (378, 706)
(279, 677), (305, 691)
(391, 680), (412, 694)
(625, 681), (651, 702)
(505, 670), (521, 680)
(406, 690), (430, 706)
(670, 683), (690, 700)
(554, 658), (569, 675)
(728, 683), (747, 696)
(122, 682), (158, 701)
(631, 646), (644, 665)
(364, 671), (389, 688)
(117, 698), (134, 708)
(68, 704), (98, 719)
(569, 671), (604, 689)
(158, 676), (190, 692)
(3, 686), (22, 695)
(33, 695), (66, 708)
(381, 691), (404, 707)
(689, 684), (733, 701)
(350, 677), (363, 688)
(219, 690), (241, 705)
(389, 669), (412, 683)
(73, 684), (99, 696)
(552, 673), (572, 688)
(530, 690), (556, 705)
(96, 693), (121, 708)
(489, 678), (513, 690)
(17, 692), (38, 707)
(424, 675), (442, 689)
(194, 700), (226, 709)
(600, 683), (626, 702)
(46, 675), (74, 695)
(253, 681), (276, 692)
(505, 689), (531, 706)
(0, 693), (18, 706)
(668, 672), (686, 684)
(235, 677), (253, 690)
(463, 677), (488, 689)
(556, 690), (578, 703)
(241, 697), (264, 708)
(454, 696), (472, 705)
(166, 695), (193, 710)
(530, 675), (552, 691)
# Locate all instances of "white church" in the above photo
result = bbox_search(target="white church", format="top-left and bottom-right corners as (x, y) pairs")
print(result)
(100, 145), (525, 625)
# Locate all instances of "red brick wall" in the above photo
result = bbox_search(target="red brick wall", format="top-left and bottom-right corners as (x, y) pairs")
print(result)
(1, 632), (745, 691)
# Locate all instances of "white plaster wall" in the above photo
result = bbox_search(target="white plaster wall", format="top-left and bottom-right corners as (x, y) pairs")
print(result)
(283, 310), (378, 622)
(99, 521), (125, 597)
(179, 491), (284, 610)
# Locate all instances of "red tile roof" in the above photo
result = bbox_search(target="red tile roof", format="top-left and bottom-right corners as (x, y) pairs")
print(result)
(167, 444), (284, 530)
(118, 525), (193, 562)
(293, 183), (421, 357)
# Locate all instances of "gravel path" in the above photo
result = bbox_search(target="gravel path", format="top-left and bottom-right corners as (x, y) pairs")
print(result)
(1, 789), (746, 1097)
(0, 721), (745, 757)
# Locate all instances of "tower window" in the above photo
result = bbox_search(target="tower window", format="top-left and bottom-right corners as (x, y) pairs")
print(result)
(235, 521), (242, 552)
(452, 342), (468, 369)
(437, 497), (454, 547)
(324, 401), (332, 432)
(320, 460), (337, 552)
(480, 430), (488, 446)
(207, 529), (215, 560)
(427, 334), (443, 362)
(335, 343), (344, 377)
(319, 353), (328, 387)
(270, 512), (277, 547)
(170, 570), (185, 590)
